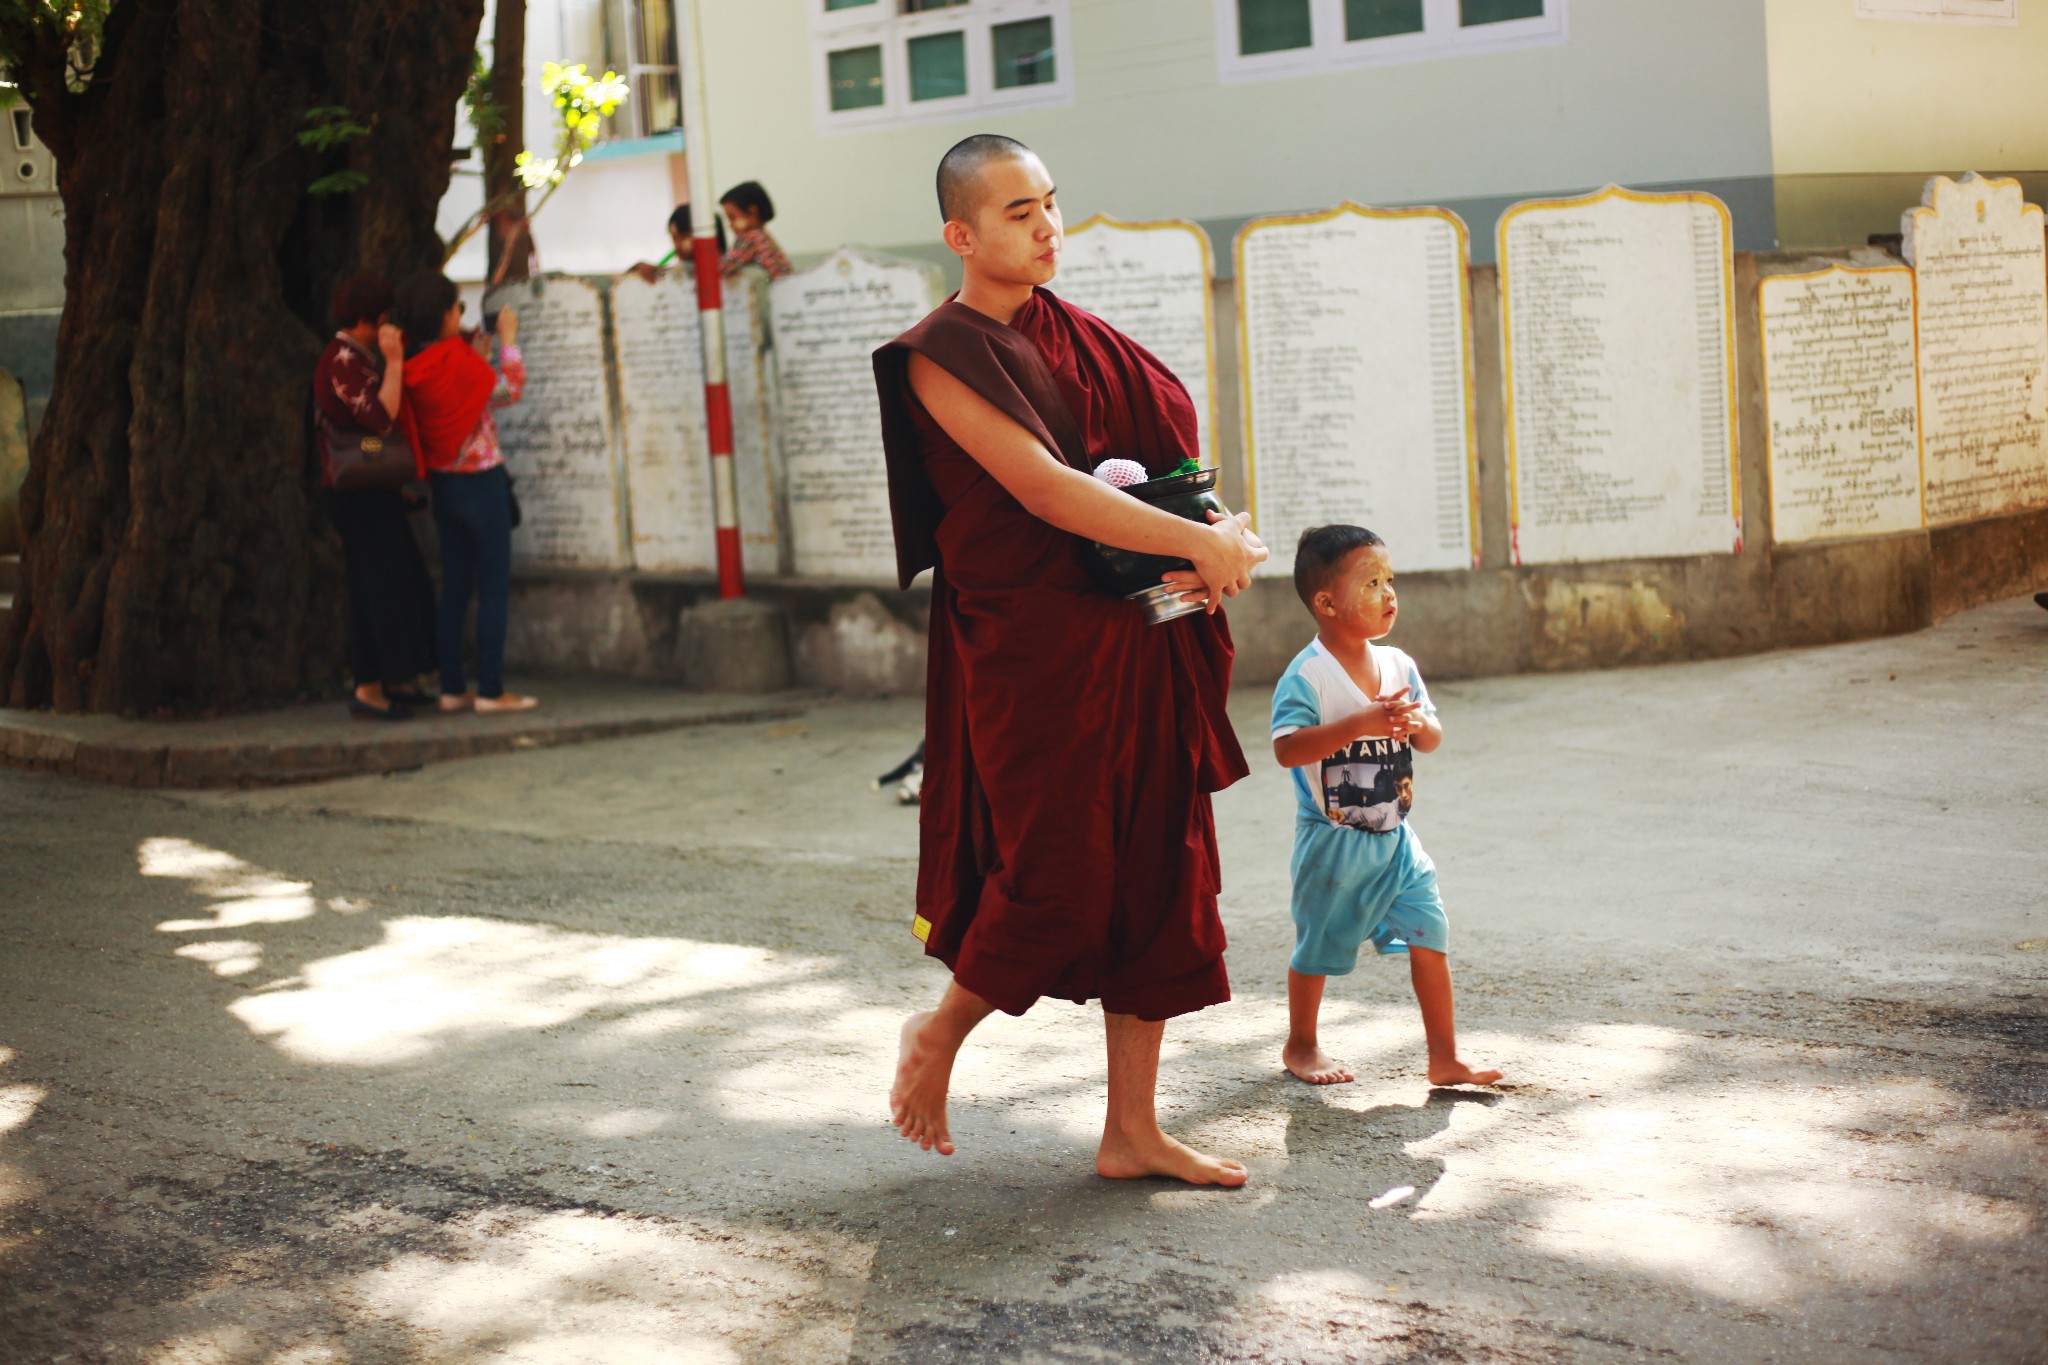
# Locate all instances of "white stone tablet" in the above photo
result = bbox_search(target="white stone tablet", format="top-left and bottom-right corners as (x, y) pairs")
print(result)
(1235, 204), (1478, 576)
(770, 248), (943, 582)
(1759, 265), (1924, 544)
(484, 275), (631, 569)
(1053, 215), (1218, 466)
(609, 268), (782, 576)
(1902, 173), (2048, 525)
(1499, 186), (1741, 565)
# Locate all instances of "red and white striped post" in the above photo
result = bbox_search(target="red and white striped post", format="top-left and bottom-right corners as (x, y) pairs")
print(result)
(675, 0), (744, 598)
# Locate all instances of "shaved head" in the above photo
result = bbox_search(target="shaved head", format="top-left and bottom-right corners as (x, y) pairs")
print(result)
(937, 133), (1034, 224)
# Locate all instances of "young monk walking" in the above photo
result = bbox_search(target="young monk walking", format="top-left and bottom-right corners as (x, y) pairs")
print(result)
(873, 135), (1268, 1186)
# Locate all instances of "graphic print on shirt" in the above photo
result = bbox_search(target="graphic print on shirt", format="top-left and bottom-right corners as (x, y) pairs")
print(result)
(1321, 734), (1413, 833)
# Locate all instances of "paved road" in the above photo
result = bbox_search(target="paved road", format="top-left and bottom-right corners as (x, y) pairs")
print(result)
(2, 599), (2043, 1363)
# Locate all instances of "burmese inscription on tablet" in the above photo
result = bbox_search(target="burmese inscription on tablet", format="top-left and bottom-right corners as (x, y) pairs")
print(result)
(1499, 187), (1740, 565)
(610, 268), (781, 575)
(771, 249), (942, 580)
(1759, 265), (1923, 543)
(1055, 216), (1217, 465)
(1903, 173), (2048, 523)
(484, 275), (630, 569)
(1236, 205), (1476, 575)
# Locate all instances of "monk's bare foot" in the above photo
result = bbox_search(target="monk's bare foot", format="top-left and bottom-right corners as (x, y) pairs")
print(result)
(890, 1012), (959, 1155)
(1096, 1127), (1249, 1187)
(1282, 1040), (1354, 1085)
(1428, 1058), (1504, 1087)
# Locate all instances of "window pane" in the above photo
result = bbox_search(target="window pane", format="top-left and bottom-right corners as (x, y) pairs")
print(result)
(1239, 0), (1313, 55)
(827, 45), (885, 110)
(637, 70), (682, 133)
(1461, 0), (1545, 25)
(900, 0), (968, 11)
(824, 0), (877, 11)
(992, 17), (1055, 89)
(1345, 0), (1423, 39)
(908, 30), (967, 101)
(638, 0), (678, 64)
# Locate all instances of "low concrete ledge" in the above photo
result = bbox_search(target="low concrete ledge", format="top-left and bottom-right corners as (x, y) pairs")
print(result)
(0, 680), (810, 790)
(507, 571), (929, 695)
(501, 505), (2048, 695)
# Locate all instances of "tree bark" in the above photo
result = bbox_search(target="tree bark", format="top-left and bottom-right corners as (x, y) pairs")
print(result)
(0, 0), (484, 714)
(484, 0), (530, 284)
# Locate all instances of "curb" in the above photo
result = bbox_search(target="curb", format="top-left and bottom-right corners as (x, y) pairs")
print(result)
(0, 700), (808, 791)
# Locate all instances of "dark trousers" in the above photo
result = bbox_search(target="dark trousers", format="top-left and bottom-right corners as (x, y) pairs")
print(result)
(430, 466), (513, 699)
(326, 488), (434, 691)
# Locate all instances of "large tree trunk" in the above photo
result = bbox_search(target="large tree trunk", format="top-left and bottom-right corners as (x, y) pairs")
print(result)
(0, 0), (483, 714)
(484, 0), (530, 284)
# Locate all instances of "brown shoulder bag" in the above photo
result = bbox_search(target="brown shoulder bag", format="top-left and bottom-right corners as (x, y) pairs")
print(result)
(321, 415), (415, 492)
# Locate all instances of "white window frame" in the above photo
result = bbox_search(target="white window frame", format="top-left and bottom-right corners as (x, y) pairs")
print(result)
(811, 0), (1073, 135)
(1214, 0), (1566, 86)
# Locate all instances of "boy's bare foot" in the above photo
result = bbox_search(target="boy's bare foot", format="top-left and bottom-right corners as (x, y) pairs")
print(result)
(890, 1012), (960, 1155)
(1282, 1040), (1354, 1085)
(1096, 1127), (1249, 1187)
(1428, 1058), (1504, 1087)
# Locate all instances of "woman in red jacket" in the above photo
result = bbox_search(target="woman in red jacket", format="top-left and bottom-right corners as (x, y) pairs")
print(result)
(395, 272), (537, 713)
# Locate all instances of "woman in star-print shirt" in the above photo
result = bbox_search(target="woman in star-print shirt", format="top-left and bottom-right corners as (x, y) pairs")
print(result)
(312, 274), (436, 720)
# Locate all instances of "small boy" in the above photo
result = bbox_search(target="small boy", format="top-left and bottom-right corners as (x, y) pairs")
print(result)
(1270, 525), (1502, 1089)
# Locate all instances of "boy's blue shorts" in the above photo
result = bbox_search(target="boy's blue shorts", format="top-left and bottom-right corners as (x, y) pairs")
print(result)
(1289, 819), (1448, 976)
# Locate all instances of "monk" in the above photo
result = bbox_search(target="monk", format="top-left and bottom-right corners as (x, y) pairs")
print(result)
(874, 134), (1268, 1186)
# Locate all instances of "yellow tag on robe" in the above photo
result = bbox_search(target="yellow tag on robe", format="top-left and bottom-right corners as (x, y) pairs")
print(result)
(911, 915), (932, 943)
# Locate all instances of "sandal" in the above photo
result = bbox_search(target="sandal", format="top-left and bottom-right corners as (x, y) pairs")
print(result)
(349, 697), (414, 722)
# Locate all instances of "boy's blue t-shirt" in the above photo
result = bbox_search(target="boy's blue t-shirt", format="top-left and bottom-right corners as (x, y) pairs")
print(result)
(1271, 639), (1435, 834)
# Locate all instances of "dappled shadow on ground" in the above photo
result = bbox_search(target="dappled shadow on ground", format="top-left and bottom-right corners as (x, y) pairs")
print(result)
(0, 820), (2041, 1364)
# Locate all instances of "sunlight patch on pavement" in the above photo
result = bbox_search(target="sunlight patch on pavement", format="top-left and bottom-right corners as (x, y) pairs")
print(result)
(355, 1207), (872, 1363)
(1255, 1267), (1380, 1305)
(142, 1324), (254, 1363)
(581, 1108), (674, 1138)
(1217, 1268), (1410, 1360)
(141, 837), (318, 933)
(0, 1083), (42, 1135)
(0, 1052), (42, 1225)
(227, 916), (824, 1065)
(710, 1003), (904, 1126)
(173, 939), (264, 977)
(1389, 1024), (2036, 1304)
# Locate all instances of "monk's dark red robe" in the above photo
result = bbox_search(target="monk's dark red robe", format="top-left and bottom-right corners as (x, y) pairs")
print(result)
(872, 287), (1249, 1021)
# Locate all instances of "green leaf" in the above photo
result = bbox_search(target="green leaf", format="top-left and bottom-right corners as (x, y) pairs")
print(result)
(307, 169), (370, 197)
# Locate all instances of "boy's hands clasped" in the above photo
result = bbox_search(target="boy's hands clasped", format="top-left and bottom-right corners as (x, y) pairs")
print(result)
(1357, 686), (1424, 742)
(1165, 508), (1269, 613)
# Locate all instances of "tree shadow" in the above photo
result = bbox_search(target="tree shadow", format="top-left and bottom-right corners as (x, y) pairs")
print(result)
(2, 787), (2043, 1363)
(1281, 1084), (1498, 1201)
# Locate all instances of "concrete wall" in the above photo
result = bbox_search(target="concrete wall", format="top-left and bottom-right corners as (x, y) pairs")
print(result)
(0, 192), (65, 438)
(1765, 0), (2048, 177)
(453, 0), (1777, 281)
(1763, 1), (2048, 248)
(506, 244), (2048, 696)
(705, 0), (1775, 261)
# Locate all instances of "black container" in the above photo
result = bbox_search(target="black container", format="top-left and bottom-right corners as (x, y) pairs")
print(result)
(1082, 467), (1226, 624)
